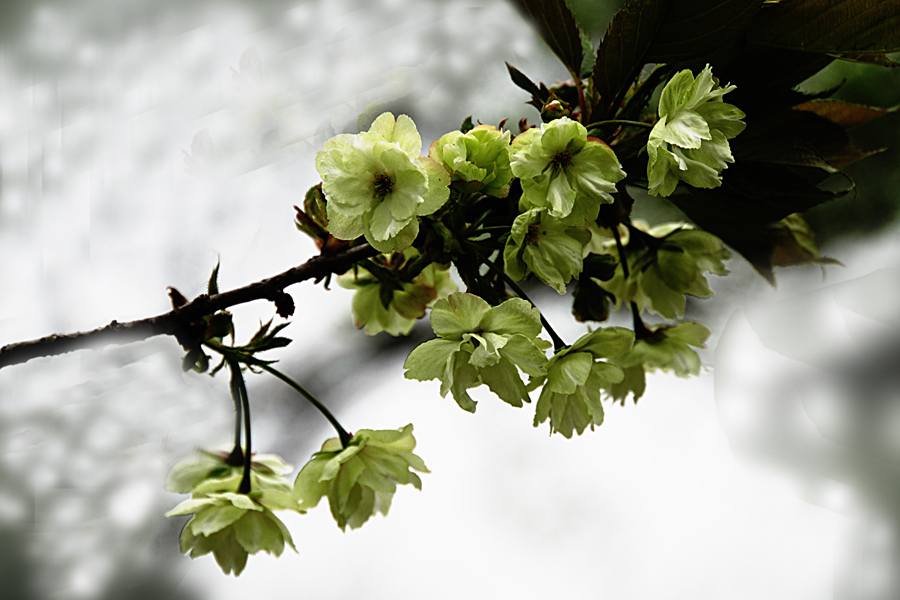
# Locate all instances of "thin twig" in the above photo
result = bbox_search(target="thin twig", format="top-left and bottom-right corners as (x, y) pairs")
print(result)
(0, 244), (378, 370)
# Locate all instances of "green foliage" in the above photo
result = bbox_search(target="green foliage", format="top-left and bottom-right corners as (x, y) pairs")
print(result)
(293, 424), (428, 531)
(748, 0), (900, 54)
(507, 0), (586, 77)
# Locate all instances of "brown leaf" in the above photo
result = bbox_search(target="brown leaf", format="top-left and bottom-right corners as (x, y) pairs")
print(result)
(748, 0), (900, 54)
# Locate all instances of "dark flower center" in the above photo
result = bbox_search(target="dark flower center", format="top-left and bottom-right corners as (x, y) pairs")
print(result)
(550, 150), (574, 171)
(374, 173), (394, 198)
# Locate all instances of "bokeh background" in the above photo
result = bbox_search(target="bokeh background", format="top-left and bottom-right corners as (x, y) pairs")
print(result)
(1, 1), (899, 598)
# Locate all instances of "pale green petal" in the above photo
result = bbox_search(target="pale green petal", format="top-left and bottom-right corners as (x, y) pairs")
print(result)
(416, 157), (451, 215)
(430, 293), (491, 338)
(479, 358), (530, 407)
(571, 327), (635, 359)
(404, 338), (462, 381)
(189, 505), (247, 537)
(546, 352), (593, 394)
(481, 297), (543, 337)
(657, 110), (711, 149)
(364, 217), (418, 253)
(545, 171), (576, 218)
(325, 204), (366, 240)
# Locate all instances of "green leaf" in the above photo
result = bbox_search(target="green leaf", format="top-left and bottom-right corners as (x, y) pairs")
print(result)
(669, 161), (850, 283)
(208, 259), (221, 296)
(593, 0), (670, 111)
(644, 0), (763, 63)
(508, 0), (586, 76)
(748, 0), (900, 55)
(506, 62), (549, 105)
(768, 213), (842, 268)
(403, 339), (460, 382)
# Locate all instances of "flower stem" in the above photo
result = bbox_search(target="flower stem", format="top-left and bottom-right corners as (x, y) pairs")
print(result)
(611, 224), (650, 338)
(227, 359), (253, 494)
(466, 242), (567, 351)
(259, 363), (352, 449)
(587, 119), (653, 130)
(226, 363), (244, 467)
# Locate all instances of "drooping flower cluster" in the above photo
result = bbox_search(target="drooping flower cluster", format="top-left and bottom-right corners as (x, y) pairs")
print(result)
(338, 248), (456, 336)
(647, 65), (746, 197)
(599, 222), (731, 319)
(504, 208), (592, 294)
(316, 112), (450, 253)
(165, 449), (300, 576)
(293, 424), (428, 530)
(533, 327), (634, 438)
(608, 322), (711, 403)
(404, 293), (550, 411)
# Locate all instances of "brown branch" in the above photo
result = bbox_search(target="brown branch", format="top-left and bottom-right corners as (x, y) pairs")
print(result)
(0, 244), (378, 370)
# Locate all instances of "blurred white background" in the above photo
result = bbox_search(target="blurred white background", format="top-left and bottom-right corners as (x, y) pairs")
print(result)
(1, 1), (899, 598)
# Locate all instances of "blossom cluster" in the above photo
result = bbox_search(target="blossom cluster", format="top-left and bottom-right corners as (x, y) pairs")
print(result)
(166, 425), (428, 575)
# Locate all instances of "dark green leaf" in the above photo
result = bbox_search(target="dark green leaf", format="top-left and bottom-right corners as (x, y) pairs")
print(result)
(768, 213), (842, 268)
(572, 277), (613, 322)
(748, 0), (900, 55)
(508, 0), (585, 75)
(506, 62), (547, 104)
(644, 0), (763, 62)
(593, 0), (670, 109)
(460, 115), (474, 134)
(207, 260), (220, 296)
(669, 162), (850, 283)
(735, 108), (881, 172)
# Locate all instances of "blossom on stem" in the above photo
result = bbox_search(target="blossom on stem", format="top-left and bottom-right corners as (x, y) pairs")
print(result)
(647, 65), (746, 197)
(533, 327), (634, 438)
(293, 424), (428, 531)
(510, 117), (625, 223)
(166, 490), (299, 576)
(338, 249), (456, 336)
(504, 208), (592, 294)
(429, 125), (513, 197)
(316, 112), (450, 253)
(165, 447), (293, 496)
(403, 293), (551, 411)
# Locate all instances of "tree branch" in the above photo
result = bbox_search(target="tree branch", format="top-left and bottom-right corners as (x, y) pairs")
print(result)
(0, 244), (378, 370)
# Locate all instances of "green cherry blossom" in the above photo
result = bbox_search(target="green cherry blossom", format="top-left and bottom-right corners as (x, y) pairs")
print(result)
(510, 117), (626, 223)
(166, 490), (299, 576)
(165, 447), (294, 496)
(429, 125), (513, 197)
(647, 65), (746, 197)
(533, 327), (634, 438)
(315, 112), (451, 253)
(503, 208), (592, 294)
(337, 249), (456, 336)
(293, 424), (428, 531)
(403, 292), (550, 411)
(615, 321), (710, 378)
(601, 222), (730, 319)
